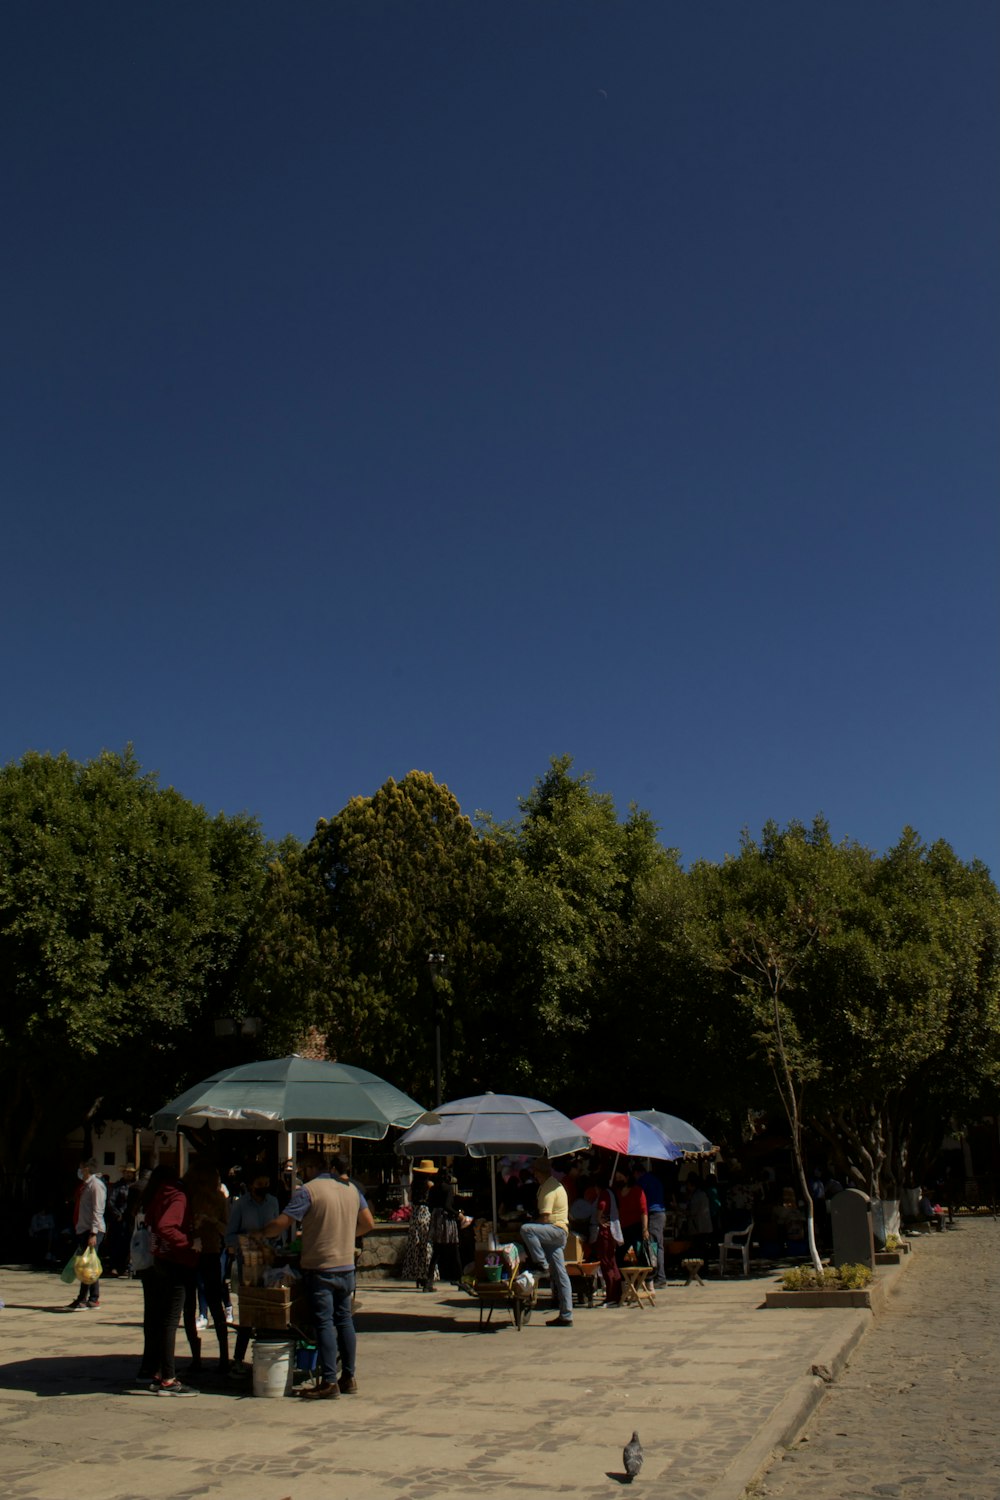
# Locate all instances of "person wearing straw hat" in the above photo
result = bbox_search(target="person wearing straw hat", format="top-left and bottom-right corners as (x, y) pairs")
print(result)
(520, 1159), (573, 1328)
(401, 1160), (437, 1288)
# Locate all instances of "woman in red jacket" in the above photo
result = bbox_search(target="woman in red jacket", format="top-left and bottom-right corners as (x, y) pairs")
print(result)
(144, 1167), (200, 1395)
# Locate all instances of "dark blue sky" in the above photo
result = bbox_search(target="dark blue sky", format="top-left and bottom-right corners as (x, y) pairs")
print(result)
(3, 2), (997, 871)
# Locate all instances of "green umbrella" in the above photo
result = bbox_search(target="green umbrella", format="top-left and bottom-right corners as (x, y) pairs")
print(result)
(152, 1055), (428, 1139)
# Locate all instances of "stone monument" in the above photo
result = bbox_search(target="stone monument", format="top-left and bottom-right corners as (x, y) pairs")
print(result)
(830, 1187), (875, 1269)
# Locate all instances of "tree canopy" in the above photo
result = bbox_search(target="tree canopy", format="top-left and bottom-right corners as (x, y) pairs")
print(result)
(3, 746), (997, 1194)
(0, 748), (269, 1169)
(693, 819), (1000, 1195)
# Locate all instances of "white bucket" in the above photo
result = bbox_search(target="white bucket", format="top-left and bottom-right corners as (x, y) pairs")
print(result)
(252, 1339), (295, 1398)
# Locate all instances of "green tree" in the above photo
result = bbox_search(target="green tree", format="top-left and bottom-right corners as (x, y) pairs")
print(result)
(0, 748), (269, 1169)
(250, 771), (495, 1106)
(695, 818), (849, 1268)
(695, 818), (1000, 1201)
(479, 757), (675, 1105)
(807, 830), (1000, 1195)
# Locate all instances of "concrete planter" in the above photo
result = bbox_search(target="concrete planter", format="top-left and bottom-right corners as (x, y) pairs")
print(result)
(875, 1244), (910, 1265)
(764, 1282), (883, 1311)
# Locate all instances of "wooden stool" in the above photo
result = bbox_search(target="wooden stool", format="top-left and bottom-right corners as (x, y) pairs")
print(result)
(620, 1264), (656, 1308)
(681, 1258), (705, 1286)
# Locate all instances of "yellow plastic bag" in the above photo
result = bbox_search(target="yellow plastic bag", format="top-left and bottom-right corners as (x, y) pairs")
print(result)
(74, 1246), (102, 1284)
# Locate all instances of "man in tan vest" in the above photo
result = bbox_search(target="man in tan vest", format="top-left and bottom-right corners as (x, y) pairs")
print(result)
(265, 1151), (374, 1399)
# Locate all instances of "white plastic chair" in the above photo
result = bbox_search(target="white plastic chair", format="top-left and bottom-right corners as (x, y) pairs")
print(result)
(718, 1221), (755, 1277)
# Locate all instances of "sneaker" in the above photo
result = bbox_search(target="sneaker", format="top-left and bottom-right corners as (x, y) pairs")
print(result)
(195, 1315), (208, 1331)
(226, 1361), (251, 1382)
(224, 1306), (234, 1324)
(546, 1316), (573, 1327)
(68, 1300), (87, 1310)
(300, 1381), (338, 1401)
(86, 1300), (100, 1309)
(338, 1374), (358, 1394)
(155, 1380), (198, 1397)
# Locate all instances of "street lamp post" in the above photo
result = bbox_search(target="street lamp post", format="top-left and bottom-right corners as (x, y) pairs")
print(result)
(426, 951), (447, 1107)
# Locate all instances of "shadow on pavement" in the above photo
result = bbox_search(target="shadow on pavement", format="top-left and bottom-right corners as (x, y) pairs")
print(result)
(0, 1354), (247, 1398)
(354, 1307), (497, 1334)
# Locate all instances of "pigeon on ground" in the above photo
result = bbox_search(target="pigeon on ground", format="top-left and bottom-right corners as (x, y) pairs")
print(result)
(623, 1430), (643, 1482)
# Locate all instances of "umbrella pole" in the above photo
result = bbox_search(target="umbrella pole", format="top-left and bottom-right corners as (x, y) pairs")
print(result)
(490, 1156), (498, 1244)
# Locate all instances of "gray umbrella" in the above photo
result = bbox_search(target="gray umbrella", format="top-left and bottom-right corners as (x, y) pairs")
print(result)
(633, 1109), (716, 1157)
(396, 1092), (591, 1159)
(396, 1092), (591, 1233)
(152, 1055), (428, 1139)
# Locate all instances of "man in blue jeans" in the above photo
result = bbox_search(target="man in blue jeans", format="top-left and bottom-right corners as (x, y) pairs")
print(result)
(264, 1152), (374, 1399)
(520, 1159), (573, 1328)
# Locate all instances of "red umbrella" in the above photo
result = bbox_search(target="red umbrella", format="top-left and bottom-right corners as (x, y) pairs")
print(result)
(573, 1111), (683, 1161)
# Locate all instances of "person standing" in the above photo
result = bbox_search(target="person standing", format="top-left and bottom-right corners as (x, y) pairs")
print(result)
(68, 1158), (107, 1309)
(264, 1152), (374, 1400)
(225, 1172), (280, 1375)
(686, 1177), (714, 1255)
(425, 1168), (462, 1291)
(637, 1165), (667, 1287)
(144, 1168), (200, 1394)
(590, 1175), (624, 1306)
(182, 1158), (231, 1378)
(520, 1158), (574, 1328)
(400, 1162), (435, 1289)
(616, 1167), (650, 1268)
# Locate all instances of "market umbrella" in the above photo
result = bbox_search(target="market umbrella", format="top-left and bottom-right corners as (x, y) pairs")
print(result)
(572, 1111), (685, 1162)
(395, 1092), (592, 1233)
(152, 1055), (429, 1139)
(633, 1109), (717, 1158)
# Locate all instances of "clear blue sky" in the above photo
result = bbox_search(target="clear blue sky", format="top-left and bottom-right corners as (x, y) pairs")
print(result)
(3, 2), (997, 873)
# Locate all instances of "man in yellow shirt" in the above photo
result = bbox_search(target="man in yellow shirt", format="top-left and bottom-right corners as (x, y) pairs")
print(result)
(520, 1158), (573, 1327)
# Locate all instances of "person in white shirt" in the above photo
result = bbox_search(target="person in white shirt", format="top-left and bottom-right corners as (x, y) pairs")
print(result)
(69, 1158), (107, 1309)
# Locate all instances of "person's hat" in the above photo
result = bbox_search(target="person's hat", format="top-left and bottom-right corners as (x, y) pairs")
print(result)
(412, 1160), (439, 1175)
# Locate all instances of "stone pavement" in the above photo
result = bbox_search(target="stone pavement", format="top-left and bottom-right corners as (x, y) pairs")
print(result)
(755, 1217), (1000, 1500)
(0, 1244), (926, 1500)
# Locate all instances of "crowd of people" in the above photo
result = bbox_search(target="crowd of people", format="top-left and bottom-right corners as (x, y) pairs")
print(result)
(32, 1151), (370, 1398)
(399, 1151), (742, 1324)
(27, 1144), (952, 1391)
(396, 1148), (948, 1323)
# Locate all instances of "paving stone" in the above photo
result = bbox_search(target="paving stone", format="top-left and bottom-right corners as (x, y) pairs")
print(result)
(0, 1229), (992, 1500)
(754, 1220), (1000, 1500)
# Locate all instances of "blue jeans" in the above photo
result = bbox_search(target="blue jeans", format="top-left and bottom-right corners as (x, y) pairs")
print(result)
(305, 1268), (357, 1383)
(648, 1210), (667, 1282)
(520, 1222), (572, 1320)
